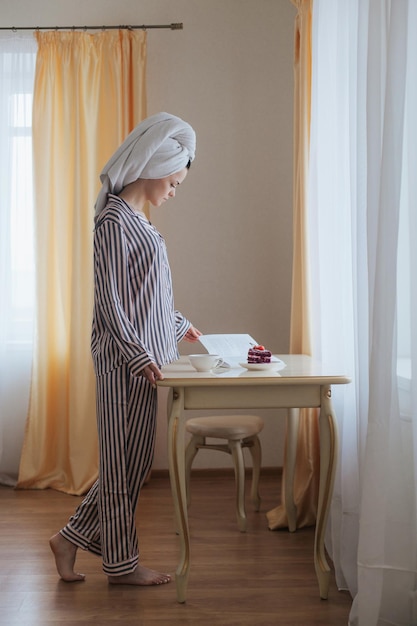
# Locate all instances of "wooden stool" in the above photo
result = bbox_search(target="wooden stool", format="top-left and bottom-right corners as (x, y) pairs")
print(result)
(185, 414), (264, 532)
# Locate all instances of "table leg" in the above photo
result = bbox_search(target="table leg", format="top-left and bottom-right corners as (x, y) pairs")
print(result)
(167, 387), (190, 603)
(314, 385), (339, 599)
(285, 408), (300, 532)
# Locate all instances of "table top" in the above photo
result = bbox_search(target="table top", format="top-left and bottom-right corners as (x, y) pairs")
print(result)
(158, 355), (351, 388)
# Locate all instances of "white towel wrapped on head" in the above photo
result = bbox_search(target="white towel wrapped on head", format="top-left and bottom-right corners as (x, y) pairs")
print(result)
(94, 112), (196, 218)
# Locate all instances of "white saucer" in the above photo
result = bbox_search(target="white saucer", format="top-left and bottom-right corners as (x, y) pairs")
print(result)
(239, 360), (286, 372)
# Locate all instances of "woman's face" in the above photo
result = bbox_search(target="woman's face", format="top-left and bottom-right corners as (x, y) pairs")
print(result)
(145, 167), (189, 207)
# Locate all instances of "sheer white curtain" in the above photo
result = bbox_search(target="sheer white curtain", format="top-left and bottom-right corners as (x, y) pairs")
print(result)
(309, 1), (417, 624)
(0, 33), (37, 485)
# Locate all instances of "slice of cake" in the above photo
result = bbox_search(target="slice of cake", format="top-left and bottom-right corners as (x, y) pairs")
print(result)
(247, 344), (272, 364)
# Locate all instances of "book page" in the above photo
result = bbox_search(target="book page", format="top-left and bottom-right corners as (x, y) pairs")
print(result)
(198, 334), (258, 368)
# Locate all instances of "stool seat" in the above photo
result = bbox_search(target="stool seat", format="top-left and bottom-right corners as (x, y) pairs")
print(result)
(185, 414), (264, 532)
(186, 414), (264, 440)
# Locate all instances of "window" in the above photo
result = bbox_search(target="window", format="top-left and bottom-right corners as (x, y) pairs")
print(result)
(10, 93), (35, 341)
(0, 38), (36, 345)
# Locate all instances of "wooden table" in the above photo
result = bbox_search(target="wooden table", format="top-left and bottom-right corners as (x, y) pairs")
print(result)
(158, 354), (350, 603)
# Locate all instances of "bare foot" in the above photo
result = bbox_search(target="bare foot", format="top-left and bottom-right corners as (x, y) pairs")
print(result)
(49, 533), (85, 582)
(108, 564), (171, 586)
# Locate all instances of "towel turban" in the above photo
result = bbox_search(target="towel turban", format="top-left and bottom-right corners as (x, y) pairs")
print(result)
(94, 112), (196, 218)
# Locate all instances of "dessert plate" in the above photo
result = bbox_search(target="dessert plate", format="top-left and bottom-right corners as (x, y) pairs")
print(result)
(239, 360), (286, 372)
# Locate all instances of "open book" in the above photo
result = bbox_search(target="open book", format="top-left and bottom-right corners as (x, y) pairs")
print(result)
(198, 333), (279, 369)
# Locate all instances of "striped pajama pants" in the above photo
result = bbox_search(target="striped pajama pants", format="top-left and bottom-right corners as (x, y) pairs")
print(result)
(60, 363), (157, 576)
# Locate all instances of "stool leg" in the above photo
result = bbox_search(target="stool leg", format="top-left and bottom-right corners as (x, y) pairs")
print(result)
(248, 436), (262, 511)
(229, 440), (247, 532)
(184, 435), (204, 507)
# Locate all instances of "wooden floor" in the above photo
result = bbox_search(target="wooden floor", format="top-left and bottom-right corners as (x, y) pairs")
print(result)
(0, 470), (352, 625)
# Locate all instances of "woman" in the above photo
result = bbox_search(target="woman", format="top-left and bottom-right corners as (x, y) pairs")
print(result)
(50, 112), (201, 586)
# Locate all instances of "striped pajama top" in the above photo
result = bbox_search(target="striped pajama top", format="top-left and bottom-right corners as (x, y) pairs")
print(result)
(91, 195), (190, 376)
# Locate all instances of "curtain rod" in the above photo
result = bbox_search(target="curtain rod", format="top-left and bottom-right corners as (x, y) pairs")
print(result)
(0, 23), (183, 32)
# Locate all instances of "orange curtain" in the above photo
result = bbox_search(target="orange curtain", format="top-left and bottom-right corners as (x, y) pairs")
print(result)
(267, 0), (320, 530)
(17, 30), (147, 495)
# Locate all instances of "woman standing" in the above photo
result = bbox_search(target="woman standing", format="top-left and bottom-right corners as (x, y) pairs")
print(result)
(50, 113), (201, 586)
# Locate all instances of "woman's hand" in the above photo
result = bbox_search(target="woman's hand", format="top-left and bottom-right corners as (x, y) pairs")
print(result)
(183, 325), (202, 343)
(141, 362), (164, 388)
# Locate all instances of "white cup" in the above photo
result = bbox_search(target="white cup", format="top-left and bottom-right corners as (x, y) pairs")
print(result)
(189, 354), (224, 372)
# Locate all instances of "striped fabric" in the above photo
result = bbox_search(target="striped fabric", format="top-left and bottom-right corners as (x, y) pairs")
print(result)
(91, 194), (190, 376)
(61, 365), (157, 574)
(60, 195), (190, 575)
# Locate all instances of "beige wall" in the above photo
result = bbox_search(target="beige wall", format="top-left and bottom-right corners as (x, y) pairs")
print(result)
(1, 0), (296, 470)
